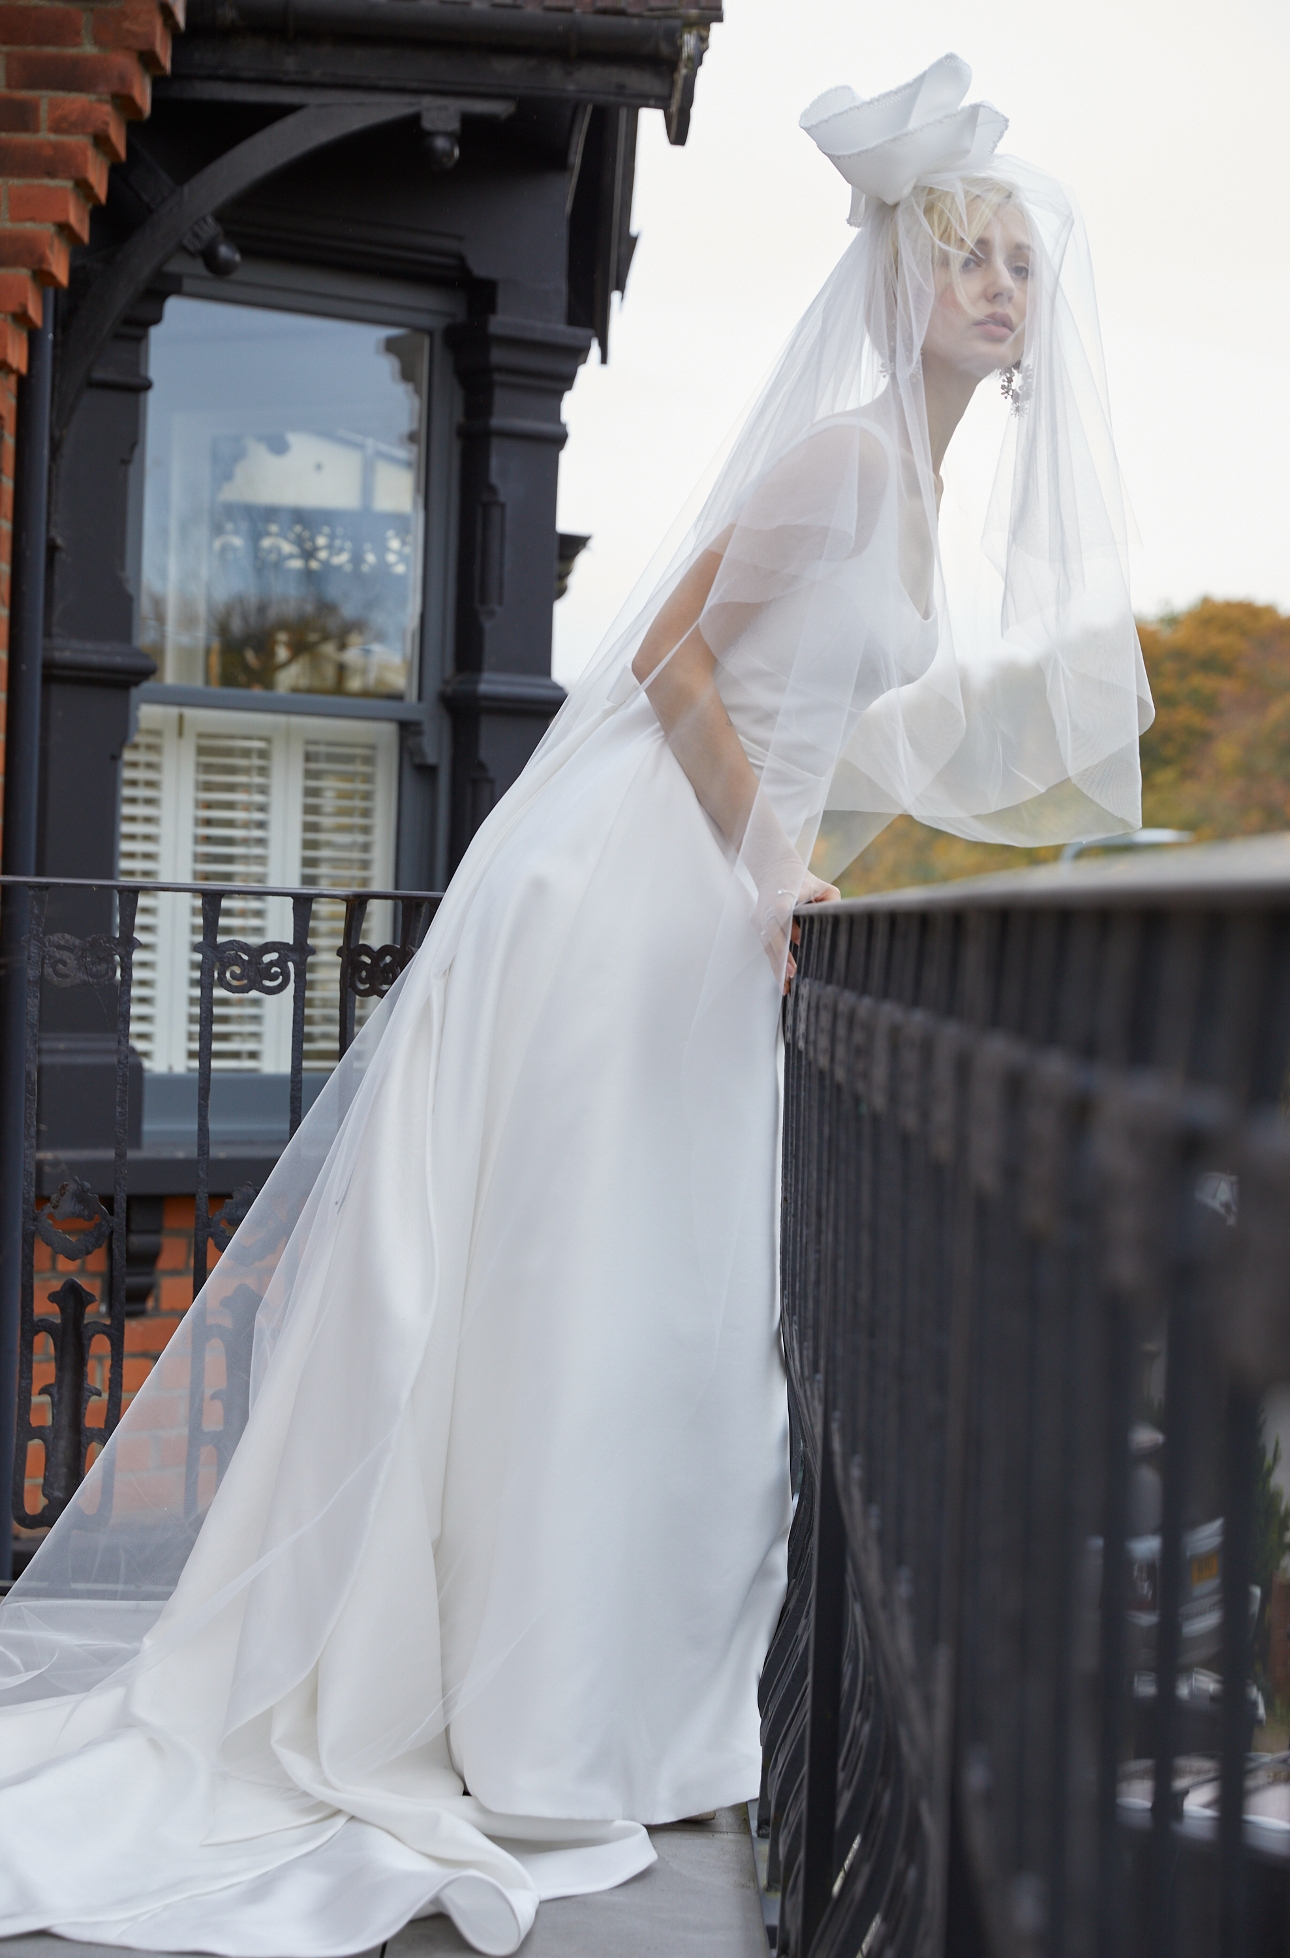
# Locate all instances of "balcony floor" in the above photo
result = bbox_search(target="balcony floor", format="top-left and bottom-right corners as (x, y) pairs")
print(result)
(0, 1809), (770, 1958)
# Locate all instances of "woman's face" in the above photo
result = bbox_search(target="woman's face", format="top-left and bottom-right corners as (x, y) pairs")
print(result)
(922, 206), (1030, 381)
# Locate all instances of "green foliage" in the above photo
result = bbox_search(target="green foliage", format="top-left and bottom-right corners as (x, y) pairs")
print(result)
(840, 599), (1290, 899)
(1138, 600), (1290, 838)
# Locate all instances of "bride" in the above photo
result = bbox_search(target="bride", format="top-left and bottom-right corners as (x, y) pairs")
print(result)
(0, 56), (1150, 1958)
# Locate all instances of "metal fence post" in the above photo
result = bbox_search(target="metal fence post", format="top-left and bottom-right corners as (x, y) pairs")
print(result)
(0, 294), (54, 1580)
(799, 1416), (847, 1954)
(1218, 1381), (1258, 1958)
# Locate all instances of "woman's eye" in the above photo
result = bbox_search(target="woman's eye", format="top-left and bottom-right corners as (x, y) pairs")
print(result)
(1012, 262), (1030, 280)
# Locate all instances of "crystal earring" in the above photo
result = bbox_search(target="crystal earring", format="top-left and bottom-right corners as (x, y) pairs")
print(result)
(1000, 363), (1028, 412)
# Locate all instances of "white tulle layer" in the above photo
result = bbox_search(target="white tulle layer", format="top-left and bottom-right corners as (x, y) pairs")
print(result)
(0, 697), (791, 1955)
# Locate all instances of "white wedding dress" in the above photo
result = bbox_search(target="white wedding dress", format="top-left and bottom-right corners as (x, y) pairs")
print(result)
(0, 686), (792, 1956)
(0, 56), (1155, 1955)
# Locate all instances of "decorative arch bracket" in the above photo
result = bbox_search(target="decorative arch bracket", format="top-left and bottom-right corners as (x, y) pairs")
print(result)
(52, 95), (510, 448)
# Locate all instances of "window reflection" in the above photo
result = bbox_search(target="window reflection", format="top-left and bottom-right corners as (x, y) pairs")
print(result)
(141, 299), (427, 699)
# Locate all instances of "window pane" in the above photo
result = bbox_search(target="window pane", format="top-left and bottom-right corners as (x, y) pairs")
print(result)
(141, 298), (427, 700)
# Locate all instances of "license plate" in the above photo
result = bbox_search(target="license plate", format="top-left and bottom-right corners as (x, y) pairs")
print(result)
(1191, 1551), (1219, 1588)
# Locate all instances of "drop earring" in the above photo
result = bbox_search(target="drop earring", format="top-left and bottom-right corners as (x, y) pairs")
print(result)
(1000, 363), (1029, 412)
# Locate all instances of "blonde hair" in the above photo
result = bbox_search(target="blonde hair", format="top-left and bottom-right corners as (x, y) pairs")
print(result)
(920, 178), (1023, 306)
(864, 177), (1025, 364)
(919, 178), (1017, 254)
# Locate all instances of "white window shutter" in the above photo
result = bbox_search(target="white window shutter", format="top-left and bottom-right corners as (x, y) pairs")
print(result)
(117, 718), (166, 1069)
(186, 729), (275, 1072)
(297, 733), (395, 1066)
(120, 705), (397, 1077)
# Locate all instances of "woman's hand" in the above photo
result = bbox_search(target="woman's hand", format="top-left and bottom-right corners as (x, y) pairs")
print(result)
(787, 872), (842, 989)
(630, 556), (841, 994)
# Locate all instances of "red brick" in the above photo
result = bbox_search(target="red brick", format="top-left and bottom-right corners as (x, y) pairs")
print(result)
(0, 321), (23, 376)
(124, 1312), (182, 1353)
(158, 1273), (195, 1314)
(0, 225), (69, 283)
(0, 266), (43, 321)
(9, 180), (90, 241)
(0, 134), (108, 200)
(156, 1231), (190, 1271)
(163, 1195), (196, 1231)
(46, 94), (126, 162)
(94, 0), (171, 75)
(122, 1356), (156, 1394)
(7, 50), (150, 118)
(0, 4), (85, 45)
(0, 96), (41, 134)
(57, 1237), (107, 1268)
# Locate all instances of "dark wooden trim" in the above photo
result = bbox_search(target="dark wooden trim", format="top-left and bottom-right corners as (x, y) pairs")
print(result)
(43, 640), (158, 687)
(53, 97), (444, 447)
(439, 670), (566, 717)
(182, 0), (720, 56)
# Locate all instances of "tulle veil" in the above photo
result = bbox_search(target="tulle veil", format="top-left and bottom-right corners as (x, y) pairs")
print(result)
(0, 57), (1151, 1773)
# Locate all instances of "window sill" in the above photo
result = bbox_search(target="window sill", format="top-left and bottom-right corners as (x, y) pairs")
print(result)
(135, 683), (424, 722)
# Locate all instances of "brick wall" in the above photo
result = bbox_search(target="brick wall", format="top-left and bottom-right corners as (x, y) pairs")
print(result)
(0, 0), (180, 840)
(22, 1192), (207, 1531)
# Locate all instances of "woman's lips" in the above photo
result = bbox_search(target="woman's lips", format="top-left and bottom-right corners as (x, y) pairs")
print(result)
(975, 315), (1015, 340)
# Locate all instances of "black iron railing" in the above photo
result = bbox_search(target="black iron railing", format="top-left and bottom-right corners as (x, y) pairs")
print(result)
(0, 875), (440, 1568)
(761, 838), (1290, 1958)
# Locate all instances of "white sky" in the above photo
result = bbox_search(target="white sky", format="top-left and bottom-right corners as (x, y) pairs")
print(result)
(554, 0), (1289, 687)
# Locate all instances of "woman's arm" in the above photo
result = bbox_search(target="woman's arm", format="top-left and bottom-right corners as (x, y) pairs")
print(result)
(631, 546), (839, 982)
(631, 545), (760, 852)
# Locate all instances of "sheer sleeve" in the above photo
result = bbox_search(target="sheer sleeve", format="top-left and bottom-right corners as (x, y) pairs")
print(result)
(543, 152), (1149, 889)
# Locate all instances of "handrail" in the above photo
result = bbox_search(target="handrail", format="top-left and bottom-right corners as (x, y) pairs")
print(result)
(809, 828), (1290, 912)
(765, 836), (1290, 1955)
(0, 873), (439, 901)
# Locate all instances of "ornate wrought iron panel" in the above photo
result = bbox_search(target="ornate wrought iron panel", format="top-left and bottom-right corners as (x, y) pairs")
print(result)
(0, 874), (439, 1541)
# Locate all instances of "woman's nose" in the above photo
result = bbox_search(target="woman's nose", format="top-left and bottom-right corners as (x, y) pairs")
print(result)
(988, 254), (1016, 301)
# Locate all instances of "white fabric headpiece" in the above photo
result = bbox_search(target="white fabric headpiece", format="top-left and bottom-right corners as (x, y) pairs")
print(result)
(801, 53), (1008, 220)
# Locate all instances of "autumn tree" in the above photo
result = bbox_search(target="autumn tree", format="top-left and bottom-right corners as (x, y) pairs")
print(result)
(839, 599), (1290, 898)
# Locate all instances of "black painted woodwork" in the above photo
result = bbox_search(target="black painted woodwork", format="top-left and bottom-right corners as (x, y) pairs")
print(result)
(35, 1), (718, 1182)
(40, 298), (157, 1160)
(445, 312), (592, 865)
